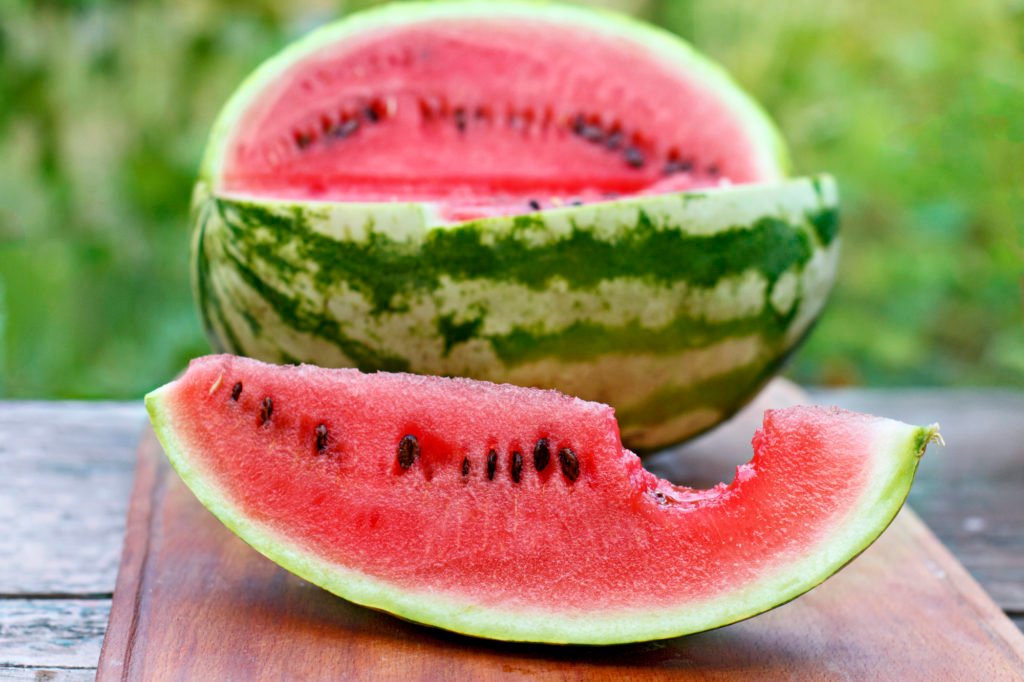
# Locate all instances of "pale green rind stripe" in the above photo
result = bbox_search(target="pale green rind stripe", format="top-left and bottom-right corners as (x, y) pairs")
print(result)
(147, 386), (937, 644)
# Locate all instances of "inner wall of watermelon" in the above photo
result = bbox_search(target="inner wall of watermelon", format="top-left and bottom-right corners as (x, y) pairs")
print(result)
(220, 17), (776, 220)
(168, 357), (869, 613)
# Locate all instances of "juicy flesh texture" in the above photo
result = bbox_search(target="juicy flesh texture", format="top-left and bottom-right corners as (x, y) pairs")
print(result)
(220, 19), (769, 219)
(165, 355), (873, 613)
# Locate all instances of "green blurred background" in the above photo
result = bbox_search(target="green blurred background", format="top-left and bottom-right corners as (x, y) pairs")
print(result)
(1, 0), (1022, 399)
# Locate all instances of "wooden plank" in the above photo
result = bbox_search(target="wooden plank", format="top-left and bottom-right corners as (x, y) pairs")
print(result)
(98, 382), (1024, 680)
(0, 402), (143, 595)
(0, 599), (109, 668)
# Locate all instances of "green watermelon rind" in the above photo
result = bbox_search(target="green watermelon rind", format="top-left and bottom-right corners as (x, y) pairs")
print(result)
(197, 0), (789, 188)
(192, 174), (839, 450)
(146, 387), (937, 644)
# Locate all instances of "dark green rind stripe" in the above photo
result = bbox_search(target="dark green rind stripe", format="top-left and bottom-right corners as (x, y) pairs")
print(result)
(220, 244), (411, 372)
(618, 361), (767, 428)
(807, 207), (840, 247)
(218, 201), (818, 316)
(437, 313), (486, 357)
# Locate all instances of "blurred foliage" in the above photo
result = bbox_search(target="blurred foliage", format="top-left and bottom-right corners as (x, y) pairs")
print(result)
(0, 0), (1021, 398)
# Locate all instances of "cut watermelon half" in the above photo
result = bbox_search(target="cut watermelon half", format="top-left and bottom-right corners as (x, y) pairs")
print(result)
(191, 1), (835, 451)
(201, 0), (788, 220)
(146, 355), (939, 644)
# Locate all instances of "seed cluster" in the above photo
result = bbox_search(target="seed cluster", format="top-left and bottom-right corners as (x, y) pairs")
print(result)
(291, 97), (392, 151)
(225, 380), (335, 456)
(571, 113), (645, 169)
(286, 94), (722, 181)
(222, 381), (581, 483)
(396, 435), (581, 484)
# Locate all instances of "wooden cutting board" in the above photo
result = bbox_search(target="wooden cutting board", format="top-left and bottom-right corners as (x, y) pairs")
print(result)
(98, 380), (1024, 680)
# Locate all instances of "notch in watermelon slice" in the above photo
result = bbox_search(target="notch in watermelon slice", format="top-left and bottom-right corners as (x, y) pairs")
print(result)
(146, 355), (941, 644)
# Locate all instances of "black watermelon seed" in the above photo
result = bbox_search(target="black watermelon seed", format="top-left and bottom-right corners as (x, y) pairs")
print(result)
(605, 131), (624, 150)
(259, 397), (273, 425)
(398, 434), (419, 469)
(511, 451), (523, 483)
(230, 382), (243, 401)
(315, 424), (328, 452)
(487, 449), (498, 480)
(558, 448), (580, 482)
(570, 114), (604, 143)
(333, 118), (359, 138)
(571, 113), (586, 134)
(664, 158), (695, 175)
(580, 124), (603, 142)
(364, 105), (380, 123)
(462, 456), (471, 477)
(454, 108), (467, 132)
(624, 146), (646, 168)
(707, 163), (720, 176)
(528, 199), (541, 211)
(653, 490), (678, 505)
(533, 439), (550, 472)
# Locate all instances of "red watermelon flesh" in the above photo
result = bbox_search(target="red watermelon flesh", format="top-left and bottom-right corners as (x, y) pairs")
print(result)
(215, 8), (784, 220)
(146, 355), (938, 643)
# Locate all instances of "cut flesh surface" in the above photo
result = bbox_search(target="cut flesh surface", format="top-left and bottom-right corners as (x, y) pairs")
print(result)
(207, 2), (787, 219)
(147, 355), (938, 644)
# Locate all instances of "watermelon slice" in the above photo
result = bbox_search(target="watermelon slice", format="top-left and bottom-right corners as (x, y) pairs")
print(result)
(192, 1), (839, 451)
(146, 355), (940, 644)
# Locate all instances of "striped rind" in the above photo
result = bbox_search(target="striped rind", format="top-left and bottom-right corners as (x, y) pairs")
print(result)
(192, 175), (840, 451)
(148, 385), (936, 644)
(198, 0), (789, 188)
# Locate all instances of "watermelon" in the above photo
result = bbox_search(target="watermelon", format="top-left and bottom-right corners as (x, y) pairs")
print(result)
(191, 1), (840, 452)
(146, 355), (939, 644)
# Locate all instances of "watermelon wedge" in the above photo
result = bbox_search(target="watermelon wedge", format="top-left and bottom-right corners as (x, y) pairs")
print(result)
(191, 1), (841, 451)
(146, 355), (940, 644)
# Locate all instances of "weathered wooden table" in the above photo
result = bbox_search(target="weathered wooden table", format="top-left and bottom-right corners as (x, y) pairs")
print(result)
(3, 389), (1022, 679)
